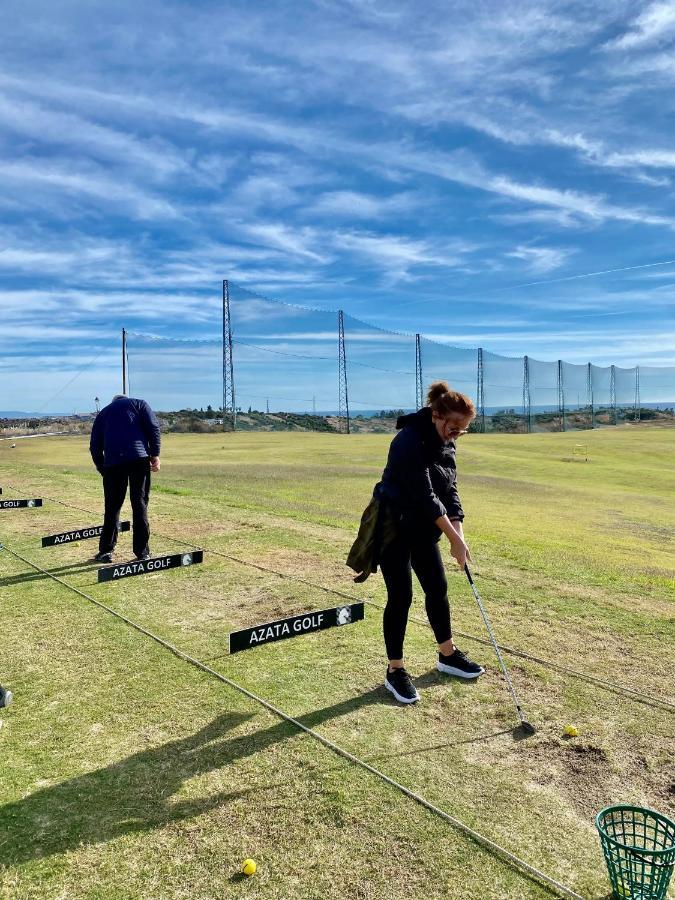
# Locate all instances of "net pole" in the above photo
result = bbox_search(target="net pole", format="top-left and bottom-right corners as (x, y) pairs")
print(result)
(587, 363), (595, 429)
(557, 360), (565, 432)
(477, 348), (485, 433)
(635, 366), (641, 421)
(223, 279), (236, 432)
(523, 355), (531, 433)
(338, 310), (350, 434)
(415, 334), (423, 410)
(122, 328), (127, 395)
(610, 364), (617, 424)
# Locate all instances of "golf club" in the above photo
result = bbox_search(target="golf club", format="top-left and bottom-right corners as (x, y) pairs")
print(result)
(0, 686), (13, 709)
(464, 564), (536, 735)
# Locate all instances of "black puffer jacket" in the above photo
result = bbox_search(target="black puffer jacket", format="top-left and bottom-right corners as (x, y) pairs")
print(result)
(377, 407), (464, 535)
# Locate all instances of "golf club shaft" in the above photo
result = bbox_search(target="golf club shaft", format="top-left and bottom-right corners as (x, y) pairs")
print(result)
(464, 564), (529, 727)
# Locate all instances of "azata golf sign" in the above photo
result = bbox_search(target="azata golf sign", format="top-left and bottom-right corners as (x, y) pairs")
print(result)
(229, 603), (365, 653)
(43, 522), (131, 547)
(0, 498), (43, 509)
(98, 550), (204, 582)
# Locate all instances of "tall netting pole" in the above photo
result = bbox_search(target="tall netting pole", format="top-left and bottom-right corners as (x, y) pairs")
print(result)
(122, 328), (127, 395)
(558, 359), (565, 432)
(587, 363), (595, 429)
(477, 348), (485, 433)
(415, 334), (423, 410)
(338, 310), (350, 434)
(635, 366), (641, 421)
(222, 279), (236, 432)
(610, 364), (617, 425)
(523, 355), (532, 433)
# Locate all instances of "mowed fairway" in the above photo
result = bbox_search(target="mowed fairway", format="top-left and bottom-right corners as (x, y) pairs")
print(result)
(1, 427), (673, 900)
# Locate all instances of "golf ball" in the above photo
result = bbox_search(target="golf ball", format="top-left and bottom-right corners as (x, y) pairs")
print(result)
(242, 858), (257, 877)
(563, 724), (578, 737)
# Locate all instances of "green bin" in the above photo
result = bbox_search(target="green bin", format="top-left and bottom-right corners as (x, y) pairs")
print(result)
(596, 805), (675, 899)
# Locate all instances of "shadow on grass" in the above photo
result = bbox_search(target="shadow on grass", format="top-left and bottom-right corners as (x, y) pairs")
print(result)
(0, 559), (102, 588)
(0, 685), (400, 867)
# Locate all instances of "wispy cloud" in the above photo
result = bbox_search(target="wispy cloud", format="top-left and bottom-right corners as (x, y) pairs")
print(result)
(604, 1), (675, 50)
(506, 245), (575, 274)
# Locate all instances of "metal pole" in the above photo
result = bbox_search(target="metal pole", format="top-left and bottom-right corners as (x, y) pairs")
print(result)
(557, 360), (565, 432)
(477, 348), (485, 433)
(610, 364), (617, 425)
(122, 328), (127, 395)
(415, 334), (423, 410)
(635, 366), (641, 421)
(523, 355), (531, 433)
(338, 310), (350, 434)
(223, 280), (236, 431)
(587, 363), (594, 429)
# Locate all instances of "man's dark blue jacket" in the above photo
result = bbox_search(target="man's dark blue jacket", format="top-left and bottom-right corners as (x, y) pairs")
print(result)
(90, 396), (161, 471)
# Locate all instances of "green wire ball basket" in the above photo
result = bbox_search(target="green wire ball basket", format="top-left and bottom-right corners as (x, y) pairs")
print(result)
(596, 805), (675, 900)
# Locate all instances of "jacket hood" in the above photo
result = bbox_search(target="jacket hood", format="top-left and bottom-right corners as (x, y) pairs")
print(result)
(396, 406), (433, 431)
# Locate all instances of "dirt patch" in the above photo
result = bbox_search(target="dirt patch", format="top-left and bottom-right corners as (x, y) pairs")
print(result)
(484, 739), (673, 822)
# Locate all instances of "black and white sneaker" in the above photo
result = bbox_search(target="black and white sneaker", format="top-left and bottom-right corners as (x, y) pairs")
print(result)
(437, 648), (484, 679)
(94, 552), (113, 563)
(385, 667), (420, 704)
(0, 686), (13, 708)
(135, 552), (151, 561)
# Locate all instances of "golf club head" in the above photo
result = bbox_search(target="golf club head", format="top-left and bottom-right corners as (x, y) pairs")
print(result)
(0, 687), (13, 709)
(518, 720), (536, 736)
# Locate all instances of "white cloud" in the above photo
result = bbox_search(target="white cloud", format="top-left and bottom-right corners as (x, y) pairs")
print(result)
(0, 159), (177, 220)
(604, 1), (675, 50)
(308, 190), (420, 219)
(236, 223), (330, 263)
(506, 244), (575, 274)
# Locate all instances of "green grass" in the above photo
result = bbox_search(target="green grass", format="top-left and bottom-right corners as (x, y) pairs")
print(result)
(0, 427), (673, 899)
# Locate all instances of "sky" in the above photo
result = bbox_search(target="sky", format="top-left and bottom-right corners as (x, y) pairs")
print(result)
(1, 0), (675, 412)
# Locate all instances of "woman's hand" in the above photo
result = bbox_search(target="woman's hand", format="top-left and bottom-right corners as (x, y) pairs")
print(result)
(435, 515), (471, 568)
(448, 531), (471, 569)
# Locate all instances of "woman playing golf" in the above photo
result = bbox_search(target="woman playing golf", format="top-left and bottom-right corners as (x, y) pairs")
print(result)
(376, 381), (484, 703)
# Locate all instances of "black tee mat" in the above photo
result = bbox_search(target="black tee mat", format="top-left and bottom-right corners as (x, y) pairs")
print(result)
(98, 550), (204, 583)
(0, 498), (43, 510)
(43, 521), (131, 547)
(229, 602), (365, 654)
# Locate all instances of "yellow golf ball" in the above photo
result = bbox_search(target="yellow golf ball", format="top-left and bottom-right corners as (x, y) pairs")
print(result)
(563, 724), (578, 737)
(242, 859), (257, 877)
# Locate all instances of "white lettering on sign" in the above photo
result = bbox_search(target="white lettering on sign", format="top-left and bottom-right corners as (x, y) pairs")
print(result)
(146, 557), (172, 571)
(113, 563), (142, 578)
(3, 502), (20, 507)
(293, 613), (324, 633)
(248, 621), (292, 645)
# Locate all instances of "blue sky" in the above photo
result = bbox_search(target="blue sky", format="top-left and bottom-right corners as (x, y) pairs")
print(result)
(1, 0), (675, 411)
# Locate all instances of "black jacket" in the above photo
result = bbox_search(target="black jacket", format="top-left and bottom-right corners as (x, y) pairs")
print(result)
(378, 407), (464, 532)
(90, 396), (161, 471)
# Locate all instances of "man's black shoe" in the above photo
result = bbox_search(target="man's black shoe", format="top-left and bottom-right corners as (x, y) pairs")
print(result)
(437, 648), (484, 679)
(94, 552), (113, 564)
(385, 667), (420, 704)
(135, 551), (151, 561)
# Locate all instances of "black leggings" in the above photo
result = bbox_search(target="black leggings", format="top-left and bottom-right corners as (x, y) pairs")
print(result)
(379, 530), (451, 660)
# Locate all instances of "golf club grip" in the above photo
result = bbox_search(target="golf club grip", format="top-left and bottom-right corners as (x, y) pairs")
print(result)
(464, 563), (475, 586)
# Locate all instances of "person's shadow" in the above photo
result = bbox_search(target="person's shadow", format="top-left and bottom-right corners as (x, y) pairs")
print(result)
(0, 685), (391, 867)
(0, 682), (519, 869)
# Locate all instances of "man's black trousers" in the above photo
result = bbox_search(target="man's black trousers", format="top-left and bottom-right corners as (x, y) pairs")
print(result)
(379, 529), (452, 660)
(99, 459), (151, 557)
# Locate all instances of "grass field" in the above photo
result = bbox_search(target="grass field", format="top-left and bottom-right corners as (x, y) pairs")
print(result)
(0, 427), (673, 900)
